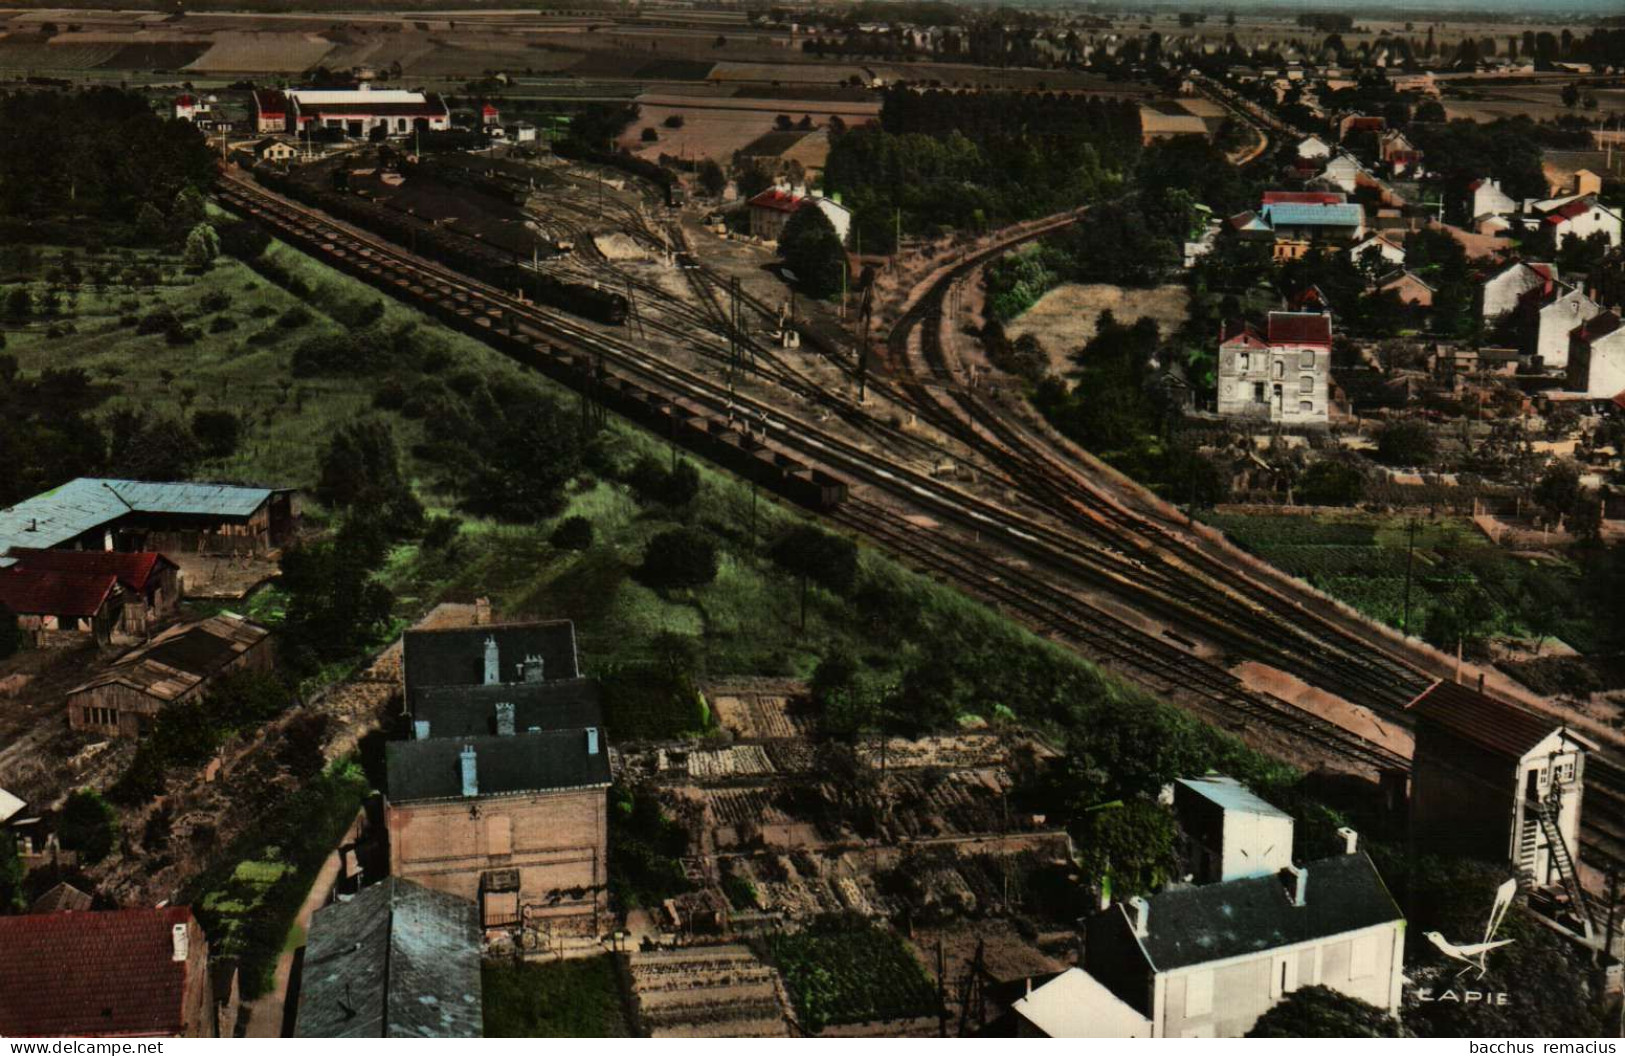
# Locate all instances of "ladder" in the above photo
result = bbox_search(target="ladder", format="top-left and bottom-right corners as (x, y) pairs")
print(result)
(1534, 797), (1595, 941)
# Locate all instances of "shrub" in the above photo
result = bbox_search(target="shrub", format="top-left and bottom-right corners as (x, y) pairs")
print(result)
(135, 306), (179, 335)
(276, 305), (313, 330)
(59, 789), (118, 864)
(192, 409), (242, 459)
(639, 527), (718, 590)
(626, 456), (700, 507)
(550, 515), (594, 550)
(200, 290), (232, 313)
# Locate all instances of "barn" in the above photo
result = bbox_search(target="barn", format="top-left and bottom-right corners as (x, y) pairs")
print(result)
(5, 549), (181, 637)
(254, 86), (451, 139)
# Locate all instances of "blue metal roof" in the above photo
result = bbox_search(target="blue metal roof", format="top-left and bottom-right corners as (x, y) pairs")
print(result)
(0, 478), (277, 560)
(1261, 203), (1364, 227)
(1176, 775), (1292, 818)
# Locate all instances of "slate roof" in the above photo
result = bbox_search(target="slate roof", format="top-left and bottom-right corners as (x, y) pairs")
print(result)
(1119, 853), (1402, 973)
(1407, 679), (1596, 758)
(296, 878), (482, 1039)
(0, 907), (201, 1037)
(1576, 312), (1623, 344)
(416, 677), (603, 738)
(1259, 202), (1365, 228)
(402, 620), (580, 707)
(66, 613), (271, 704)
(1267, 311), (1333, 346)
(386, 730), (610, 803)
(0, 478), (277, 559)
(30, 882), (93, 915)
(0, 567), (119, 618)
(7, 549), (175, 595)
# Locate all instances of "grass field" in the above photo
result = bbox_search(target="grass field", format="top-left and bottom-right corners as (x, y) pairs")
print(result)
(482, 956), (631, 1037)
(1202, 511), (1593, 653)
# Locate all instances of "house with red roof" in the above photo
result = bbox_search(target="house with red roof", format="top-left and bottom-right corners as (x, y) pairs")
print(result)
(172, 94), (208, 123)
(0, 906), (229, 1037)
(0, 566), (125, 648)
(746, 184), (852, 245)
(6, 550), (180, 637)
(253, 86), (450, 139)
(1537, 195), (1622, 249)
(480, 101), (501, 127)
(1216, 311), (1332, 426)
(1568, 312), (1625, 399)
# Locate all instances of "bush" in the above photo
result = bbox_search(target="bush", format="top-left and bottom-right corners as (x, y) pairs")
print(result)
(423, 514), (463, 551)
(276, 305), (313, 330)
(639, 528), (718, 590)
(1375, 419), (1437, 467)
(59, 789), (117, 863)
(200, 290), (232, 313)
(208, 315), (238, 334)
(626, 456), (701, 508)
(550, 515), (594, 550)
(135, 306), (178, 335)
(192, 409), (242, 459)
(1297, 460), (1365, 507)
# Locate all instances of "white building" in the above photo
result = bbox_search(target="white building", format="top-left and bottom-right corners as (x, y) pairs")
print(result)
(1216, 312), (1333, 426)
(1348, 233), (1405, 270)
(1537, 286), (1603, 369)
(1539, 195), (1623, 249)
(1568, 312), (1625, 397)
(1296, 135), (1331, 160)
(746, 185), (851, 245)
(1013, 969), (1153, 1038)
(1320, 154), (1363, 195)
(1467, 177), (1517, 223)
(1174, 775), (1296, 884)
(252, 85), (451, 138)
(1480, 261), (1557, 323)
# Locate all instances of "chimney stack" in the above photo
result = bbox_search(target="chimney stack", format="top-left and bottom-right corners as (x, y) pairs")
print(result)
(1127, 896), (1150, 938)
(522, 654), (545, 684)
(171, 923), (189, 963)
(496, 702), (515, 737)
(473, 597), (491, 626)
(586, 727), (600, 756)
(414, 719), (430, 740)
(483, 635), (500, 686)
(1337, 826), (1359, 855)
(460, 744), (478, 797)
(1286, 864), (1307, 907)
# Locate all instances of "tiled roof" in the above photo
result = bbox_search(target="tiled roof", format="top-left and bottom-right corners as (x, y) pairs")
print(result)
(1260, 203), (1364, 228)
(1219, 320), (1265, 346)
(0, 478), (277, 559)
(7, 549), (174, 595)
(386, 729), (611, 803)
(1261, 190), (1346, 205)
(1407, 679), (1593, 757)
(66, 613), (271, 703)
(0, 907), (200, 1037)
(0, 567), (119, 618)
(1109, 853), (1402, 973)
(296, 879), (482, 1039)
(1545, 197), (1597, 223)
(748, 188), (805, 214)
(1267, 311), (1333, 346)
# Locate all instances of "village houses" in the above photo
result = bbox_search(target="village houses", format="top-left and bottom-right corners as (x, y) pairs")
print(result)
(1216, 311), (1333, 426)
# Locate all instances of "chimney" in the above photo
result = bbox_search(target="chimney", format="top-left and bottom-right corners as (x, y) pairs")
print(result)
(483, 635), (500, 686)
(1337, 826), (1359, 855)
(413, 719), (430, 740)
(496, 702), (515, 737)
(586, 727), (600, 755)
(460, 744), (478, 797)
(522, 654), (545, 684)
(25, 518), (36, 532)
(1477, 672), (1486, 695)
(171, 923), (189, 963)
(1286, 864), (1308, 907)
(473, 597), (491, 626)
(1126, 896), (1150, 938)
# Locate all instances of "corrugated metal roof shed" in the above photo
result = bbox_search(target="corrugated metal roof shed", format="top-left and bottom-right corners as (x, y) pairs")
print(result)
(1260, 203), (1364, 227)
(66, 613), (271, 703)
(1177, 775), (1291, 818)
(0, 478), (276, 561)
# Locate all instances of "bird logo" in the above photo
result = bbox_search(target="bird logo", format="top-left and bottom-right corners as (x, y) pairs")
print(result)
(1424, 878), (1518, 979)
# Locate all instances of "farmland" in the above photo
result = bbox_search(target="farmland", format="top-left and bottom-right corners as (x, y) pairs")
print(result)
(482, 955), (632, 1038)
(763, 921), (940, 1033)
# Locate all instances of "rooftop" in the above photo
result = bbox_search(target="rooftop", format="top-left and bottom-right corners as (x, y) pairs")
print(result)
(1260, 202), (1365, 228)
(1408, 679), (1596, 758)
(1267, 311), (1333, 347)
(296, 878), (482, 1039)
(67, 613), (271, 703)
(0, 478), (278, 560)
(386, 729), (610, 803)
(0, 567), (119, 618)
(416, 677), (603, 739)
(0, 907), (200, 1037)
(6, 549), (174, 595)
(1012, 968), (1152, 1038)
(402, 620), (580, 707)
(1118, 852), (1402, 973)
(1261, 190), (1346, 205)
(1177, 775), (1291, 818)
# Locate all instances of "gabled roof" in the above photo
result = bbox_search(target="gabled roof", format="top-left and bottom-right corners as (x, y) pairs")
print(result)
(1219, 320), (1266, 347)
(747, 188), (804, 214)
(7, 549), (175, 595)
(1545, 197), (1600, 224)
(1575, 312), (1622, 345)
(0, 907), (201, 1037)
(1177, 775), (1291, 818)
(252, 88), (288, 115)
(67, 613), (271, 703)
(1407, 679), (1598, 758)
(296, 879), (482, 1039)
(402, 620), (580, 708)
(1109, 852), (1402, 973)
(1381, 270), (1435, 293)
(0, 787), (24, 825)
(415, 677), (603, 738)
(386, 729), (610, 803)
(29, 882), (93, 915)
(1227, 210), (1272, 233)
(1267, 311), (1333, 346)
(1012, 968), (1151, 1038)
(0, 567), (120, 618)
(1259, 202), (1364, 228)
(0, 478), (279, 558)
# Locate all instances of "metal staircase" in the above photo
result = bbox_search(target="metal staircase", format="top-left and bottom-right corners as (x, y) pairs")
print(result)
(1532, 795), (1594, 941)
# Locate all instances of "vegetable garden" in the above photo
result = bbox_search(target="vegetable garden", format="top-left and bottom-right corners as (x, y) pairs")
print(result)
(763, 919), (940, 1033)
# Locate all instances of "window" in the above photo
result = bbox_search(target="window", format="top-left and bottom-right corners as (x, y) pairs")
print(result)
(1300, 376), (1314, 394)
(1300, 350), (1316, 369)
(1350, 934), (1377, 979)
(83, 706), (119, 728)
(1273, 359), (1285, 379)
(485, 815), (513, 856)
(1253, 382), (1266, 403)
(1238, 352), (1251, 371)
(1184, 970), (1213, 1017)
(1272, 954), (1299, 998)
(1300, 401), (1314, 414)
(1555, 757), (1577, 784)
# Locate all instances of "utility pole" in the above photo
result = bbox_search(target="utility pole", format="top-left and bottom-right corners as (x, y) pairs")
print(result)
(1401, 515), (1420, 634)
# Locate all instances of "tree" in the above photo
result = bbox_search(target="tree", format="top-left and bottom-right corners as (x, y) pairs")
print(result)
(106, 410), (202, 481)
(1533, 459), (1581, 522)
(550, 515), (594, 550)
(0, 601), (19, 660)
(1561, 82), (1579, 108)
(698, 158), (726, 198)
(134, 202), (166, 246)
(2, 285), (31, 321)
(771, 524), (859, 629)
(1297, 460), (1365, 506)
(1249, 986), (1406, 1037)
(640, 126), (659, 143)
(627, 456), (700, 508)
(640, 528), (719, 591)
(1375, 419), (1437, 467)
(217, 218), (271, 261)
(778, 204), (845, 298)
(278, 528), (396, 672)
(181, 223), (219, 268)
(191, 409), (241, 459)
(59, 788), (117, 864)
(1071, 798), (1177, 899)
(316, 418), (422, 533)
(0, 828), (23, 912)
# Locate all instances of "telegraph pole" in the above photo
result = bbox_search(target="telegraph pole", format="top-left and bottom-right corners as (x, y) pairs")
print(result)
(1401, 515), (1420, 634)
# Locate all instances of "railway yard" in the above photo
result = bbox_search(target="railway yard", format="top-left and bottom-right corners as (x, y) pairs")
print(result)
(213, 113), (1625, 893)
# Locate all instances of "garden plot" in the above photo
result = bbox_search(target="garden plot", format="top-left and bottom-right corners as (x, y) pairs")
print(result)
(684, 744), (775, 780)
(186, 32), (336, 73)
(854, 732), (1008, 770)
(625, 945), (792, 1038)
(704, 679), (813, 740)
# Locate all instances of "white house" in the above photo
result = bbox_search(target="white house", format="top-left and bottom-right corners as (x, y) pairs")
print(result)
(1216, 312), (1332, 426)
(1467, 177), (1517, 223)
(1296, 135), (1331, 161)
(1320, 154), (1364, 195)
(1540, 195), (1623, 249)
(1174, 776), (1296, 884)
(1348, 233), (1405, 270)
(1537, 286), (1603, 369)
(1480, 261), (1557, 323)
(1568, 312), (1625, 398)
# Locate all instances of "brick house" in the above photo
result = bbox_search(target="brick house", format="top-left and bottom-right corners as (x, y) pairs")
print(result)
(1215, 312), (1332, 426)
(7, 549), (181, 637)
(64, 613), (274, 738)
(0, 906), (228, 1037)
